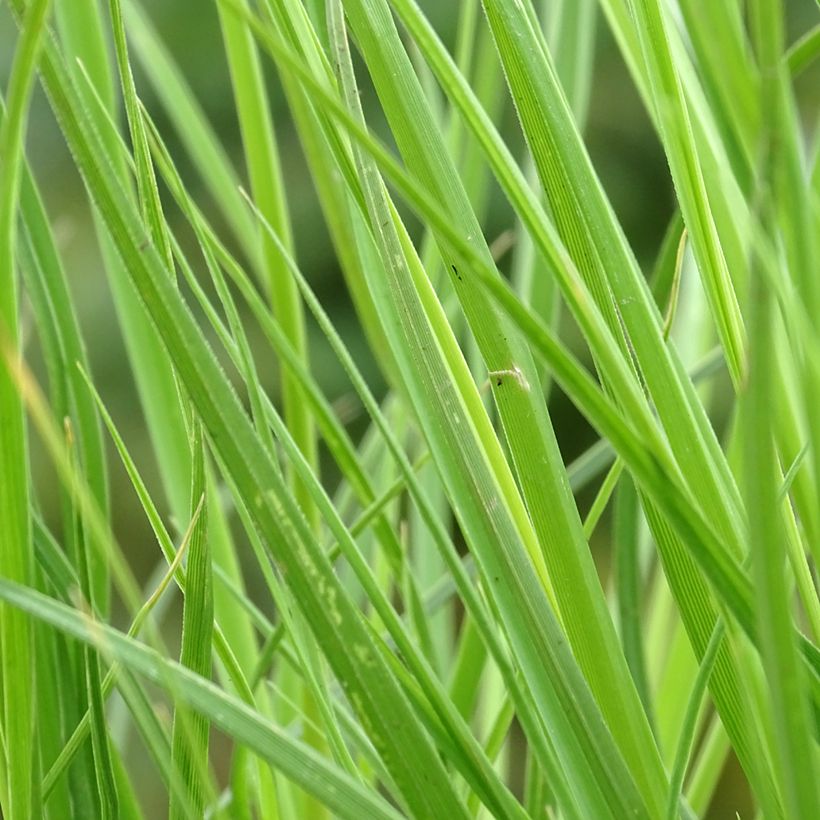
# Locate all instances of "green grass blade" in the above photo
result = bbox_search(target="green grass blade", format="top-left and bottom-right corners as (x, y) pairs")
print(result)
(674, 0), (758, 191)
(65, 428), (119, 818)
(17, 151), (109, 566)
(29, 38), (473, 816)
(0, 2), (51, 816)
(0, 581), (405, 820)
(237, 183), (586, 816)
(239, 15), (820, 708)
(239, 7), (785, 667)
(546, 0), (597, 125)
(340, 1), (666, 805)
(8, 100), (112, 814)
(787, 23), (820, 76)
(7, 0), (819, 813)
(61, 12), (271, 798)
(326, 6), (652, 815)
(50, 0), (193, 522)
(613, 474), (653, 724)
(626, 0), (746, 387)
(169, 430), (214, 818)
(238, 197), (531, 817)
(665, 621), (723, 820)
(310, 7), (801, 803)
(477, 0), (746, 536)
(215, 0), (318, 529)
(743, 3), (820, 812)
(122, 2), (258, 254)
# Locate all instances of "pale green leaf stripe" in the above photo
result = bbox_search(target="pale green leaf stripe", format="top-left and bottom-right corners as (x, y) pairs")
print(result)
(335, 0), (665, 809)
(0, 580), (403, 820)
(345, 105), (814, 701)
(26, 30), (468, 817)
(0, 1), (51, 817)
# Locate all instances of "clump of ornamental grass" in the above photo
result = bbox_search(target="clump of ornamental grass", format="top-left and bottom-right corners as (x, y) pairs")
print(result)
(0, 0), (819, 818)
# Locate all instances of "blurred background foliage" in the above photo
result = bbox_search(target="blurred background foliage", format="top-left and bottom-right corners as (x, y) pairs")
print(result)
(1, 1), (818, 815)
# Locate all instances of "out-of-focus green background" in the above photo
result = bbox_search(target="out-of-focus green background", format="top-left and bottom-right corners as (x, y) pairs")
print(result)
(1, 1), (818, 815)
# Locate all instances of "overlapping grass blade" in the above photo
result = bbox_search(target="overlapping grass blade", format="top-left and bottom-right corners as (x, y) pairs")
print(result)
(0, 2), (51, 816)
(743, 2), (820, 813)
(326, 5), (652, 815)
(380, 2), (796, 803)
(9, 100), (110, 815)
(3, 0), (817, 815)
(626, 0), (746, 381)
(155, 145), (529, 811)
(50, 0), (192, 521)
(216, 0), (318, 532)
(235, 4), (815, 671)
(0, 581), (404, 820)
(79, 9), (278, 806)
(169, 431), (214, 818)
(24, 26), (475, 815)
(332, 1), (666, 807)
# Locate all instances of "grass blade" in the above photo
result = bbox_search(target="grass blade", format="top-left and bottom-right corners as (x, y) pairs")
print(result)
(0, 2), (51, 816)
(169, 431), (214, 818)
(216, 0), (318, 529)
(0, 581), (404, 820)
